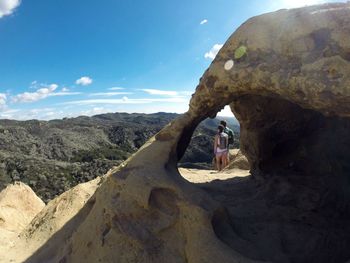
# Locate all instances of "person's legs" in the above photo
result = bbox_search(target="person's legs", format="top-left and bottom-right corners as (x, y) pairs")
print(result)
(216, 153), (222, 171)
(221, 152), (228, 169)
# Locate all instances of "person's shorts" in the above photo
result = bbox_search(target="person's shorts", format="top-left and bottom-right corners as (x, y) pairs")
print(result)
(215, 150), (228, 157)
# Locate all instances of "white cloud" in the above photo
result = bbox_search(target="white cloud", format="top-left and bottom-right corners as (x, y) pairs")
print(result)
(44, 111), (55, 117)
(0, 108), (59, 120)
(51, 91), (82, 96)
(139, 89), (178, 96)
(200, 19), (208, 25)
(76, 76), (93, 86)
(179, 91), (193, 96)
(0, 93), (7, 108)
(1, 97), (191, 120)
(11, 84), (81, 103)
(108, 87), (124, 90)
(204, 44), (223, 60)
(80, 107), (107, 116)
(62, 87), (70, 92)
(29, 81), (43, 90)
(60, 97), (188, 106)
(0, 108), (20, 119)
(26, 108), (60, 120)
(89, 92), (133, 96)
(12, 84), (58, 103)
(28, 108), (55, 114)
(0, 0), (21, 18)
(0, 92), (8, 112)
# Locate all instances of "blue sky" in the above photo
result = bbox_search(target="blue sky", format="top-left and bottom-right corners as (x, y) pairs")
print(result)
(0, 0), (345, 120)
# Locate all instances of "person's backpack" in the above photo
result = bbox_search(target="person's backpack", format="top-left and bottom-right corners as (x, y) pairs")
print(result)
(218, 133), (228, 150)
(224, 127), (234, 145)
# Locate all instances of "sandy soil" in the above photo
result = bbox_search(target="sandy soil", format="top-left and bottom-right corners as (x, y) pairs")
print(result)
(179, 168), (250, 183)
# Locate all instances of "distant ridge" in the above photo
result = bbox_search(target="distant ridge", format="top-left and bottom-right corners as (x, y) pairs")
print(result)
(0, 111), (239, 202)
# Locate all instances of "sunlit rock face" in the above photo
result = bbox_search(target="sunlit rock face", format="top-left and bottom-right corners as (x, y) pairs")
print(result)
(190, 3), (350, 118)
(186, 3), (350, 262)
(17, 3), (350, 263)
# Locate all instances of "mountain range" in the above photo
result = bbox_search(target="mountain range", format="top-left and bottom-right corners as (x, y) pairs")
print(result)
(0, 112), (239, 202)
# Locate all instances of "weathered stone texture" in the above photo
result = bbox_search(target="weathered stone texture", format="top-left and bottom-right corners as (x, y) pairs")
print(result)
(9, 3), (350, 263)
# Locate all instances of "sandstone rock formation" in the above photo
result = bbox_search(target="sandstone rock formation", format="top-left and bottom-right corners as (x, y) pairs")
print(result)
(5, 3), (350, 263)
(0, 183), (45, 256)
(226, 149), (250, 170)
(0, 182), (45, 233)
(4, 178), (101, 263)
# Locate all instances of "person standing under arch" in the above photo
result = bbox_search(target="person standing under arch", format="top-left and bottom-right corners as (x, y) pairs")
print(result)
(220, 120), (234, 165)
(214, 125), (228, 171)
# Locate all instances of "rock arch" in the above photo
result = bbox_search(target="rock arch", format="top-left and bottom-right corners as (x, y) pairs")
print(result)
(21, 3), (350, 263)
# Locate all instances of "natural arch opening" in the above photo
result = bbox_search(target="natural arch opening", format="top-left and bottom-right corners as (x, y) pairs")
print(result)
(178, 107), (241, 171)
(175, 93), (350, 263)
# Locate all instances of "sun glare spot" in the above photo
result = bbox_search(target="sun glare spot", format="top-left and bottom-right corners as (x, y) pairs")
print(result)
(224, 60), (234, 70)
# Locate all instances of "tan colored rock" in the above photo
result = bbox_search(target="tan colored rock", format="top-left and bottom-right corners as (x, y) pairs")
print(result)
(6, 3), (350, 263)
(4, 177), (101, 263)
(212, 149), (250, 171)
(180, 168), (250, 183)
(0, 182), (45, 260)
(226, 150), (250, 170)
(0, 182), (45, 234)
(192, 3), (350, 118)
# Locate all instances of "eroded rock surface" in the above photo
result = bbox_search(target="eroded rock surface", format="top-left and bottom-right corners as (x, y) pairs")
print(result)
(4, 178), (101, 263)
(225, 149), (250, 170)
(0, 182), (45, 257)
(7, 3), (350, 263)
(0, 182), (45, 233)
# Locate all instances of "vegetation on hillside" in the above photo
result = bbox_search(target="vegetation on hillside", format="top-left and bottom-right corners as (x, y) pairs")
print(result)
(0, 112), (239, 201)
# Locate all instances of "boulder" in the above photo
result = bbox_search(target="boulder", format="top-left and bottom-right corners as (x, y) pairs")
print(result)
(226, 150), (250, 170)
